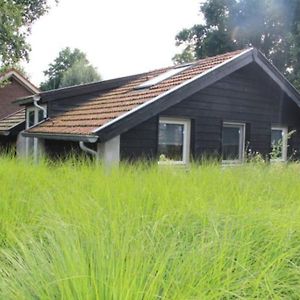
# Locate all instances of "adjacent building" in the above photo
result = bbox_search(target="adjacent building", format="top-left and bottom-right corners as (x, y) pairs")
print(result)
(0, 69), (39, 151)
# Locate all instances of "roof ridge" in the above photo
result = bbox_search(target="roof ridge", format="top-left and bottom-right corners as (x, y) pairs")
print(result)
(192, 47), (252, 64)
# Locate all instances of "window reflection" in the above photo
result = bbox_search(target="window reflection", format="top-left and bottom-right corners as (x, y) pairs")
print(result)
(158, 123), (184, 162)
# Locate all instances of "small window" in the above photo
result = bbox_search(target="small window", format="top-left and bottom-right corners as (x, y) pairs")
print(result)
(271, 127), (287, 161)
(158, 117), (191, 164)
(25, 105), (47, 159)
(26, 106), (46, 129)
(222, 122), (245, 163)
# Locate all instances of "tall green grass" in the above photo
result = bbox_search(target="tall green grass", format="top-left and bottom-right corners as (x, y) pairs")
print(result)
(1, 156), (300, 299)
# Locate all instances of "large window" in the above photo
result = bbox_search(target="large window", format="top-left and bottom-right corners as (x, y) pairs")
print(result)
(222, 122), (245, 163)
(158, 117), (191, 164)
(271, 126), (287, 161)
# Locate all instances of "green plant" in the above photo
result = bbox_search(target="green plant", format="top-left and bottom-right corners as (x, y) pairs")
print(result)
(270, 130), (296, 161)
(244, 141), (265, 164)
(1, 156), (300, 298)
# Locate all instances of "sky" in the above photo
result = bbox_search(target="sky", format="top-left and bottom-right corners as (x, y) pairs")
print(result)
(23, 0), (203, 86)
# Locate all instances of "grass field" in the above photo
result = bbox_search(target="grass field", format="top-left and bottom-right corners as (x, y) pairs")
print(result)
(1, 156), (300, 299)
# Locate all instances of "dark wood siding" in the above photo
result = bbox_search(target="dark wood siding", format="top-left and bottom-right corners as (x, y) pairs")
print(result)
(44, 140), (81, 159)
(120, 63), (300, 161)
(44, 140), (97, 160)
(0, 136), (16, 152)
(120, 116), (158, 161)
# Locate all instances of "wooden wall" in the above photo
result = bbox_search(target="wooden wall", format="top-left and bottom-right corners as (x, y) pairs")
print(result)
(120, 116), (158, 161)
(120, 63), (300, 161)
(0, 136), (16, 153)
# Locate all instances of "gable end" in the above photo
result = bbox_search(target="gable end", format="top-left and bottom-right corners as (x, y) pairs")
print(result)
(94, 49), (254, 142)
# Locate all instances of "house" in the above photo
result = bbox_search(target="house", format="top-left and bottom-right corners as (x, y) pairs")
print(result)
(14, 48), (300, 165)
(0, 69), (39, 151)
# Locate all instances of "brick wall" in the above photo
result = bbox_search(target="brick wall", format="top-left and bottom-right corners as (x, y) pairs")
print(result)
(0, 78), (32, 119)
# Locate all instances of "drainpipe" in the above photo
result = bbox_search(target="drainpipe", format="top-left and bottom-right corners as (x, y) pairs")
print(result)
(79, 141), (97, 156)
(33, 95), (47, 118)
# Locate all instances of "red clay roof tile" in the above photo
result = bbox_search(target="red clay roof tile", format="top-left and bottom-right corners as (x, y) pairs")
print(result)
(28, 49), (247, 136)
(0, 109), (25, 133)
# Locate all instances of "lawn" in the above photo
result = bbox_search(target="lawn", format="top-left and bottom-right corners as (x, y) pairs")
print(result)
(1, 156), (300, 299)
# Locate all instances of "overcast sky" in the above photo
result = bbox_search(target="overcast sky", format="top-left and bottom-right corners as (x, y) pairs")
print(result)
(23, 0), (203, 86)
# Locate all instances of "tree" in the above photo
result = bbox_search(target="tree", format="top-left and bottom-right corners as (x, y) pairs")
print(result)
(173, 0), (299, 87)
(60, 59), (101, 88)
(287, 0), (300, 90)
(40, 48), (101, 90)
(0, 63), (31, 88)
(0, 0), (57, 67)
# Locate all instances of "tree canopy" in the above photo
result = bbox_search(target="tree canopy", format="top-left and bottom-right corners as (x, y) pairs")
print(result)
(60, 58), (101, 88)
(40, 47), (101, 91)
(0, 0), (57, 67)
(173, 0), (300, 89)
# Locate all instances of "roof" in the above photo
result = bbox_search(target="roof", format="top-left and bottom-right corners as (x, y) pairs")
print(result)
(0, 109), (25, 136)
(0, 68), (39, 94)
(23, 48), (300, 142)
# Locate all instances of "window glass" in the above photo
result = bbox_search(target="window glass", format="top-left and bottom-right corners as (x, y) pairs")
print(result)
(38, 109), (44, 122)
(222, 127), (240, 160)
(27, 107), (45, 129)
(28, 110), (35, 128)
(222, 124), (245, 161)
(136, 66), (190, 89)
(271, 129), (284, 160)
(158, 123), (184, 162)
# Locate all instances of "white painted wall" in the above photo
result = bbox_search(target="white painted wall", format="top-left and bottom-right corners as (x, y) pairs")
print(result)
(17, 132), (45, 162)
(34, 138), (45, 162)
(16, 131), (27, 157)
(97, 135), (120, 167)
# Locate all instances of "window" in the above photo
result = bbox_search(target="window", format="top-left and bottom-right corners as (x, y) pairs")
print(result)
(158, 117), (191, 164)
(26, 106), (46, 129)
(25, 106), (46, 158)
(271, 126), (287, 161)
(136, 65), (190, 89)
(222, 122), (245, 163)
(28, 110), (35, 128)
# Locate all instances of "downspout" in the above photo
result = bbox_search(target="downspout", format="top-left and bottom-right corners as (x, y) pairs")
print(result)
(33, 95), (47, 118)
(79, 141), (97, 156)
(33, 95), (98, 157)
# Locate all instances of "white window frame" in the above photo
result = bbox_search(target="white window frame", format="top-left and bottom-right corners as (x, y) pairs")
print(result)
(222, 122), (246, 164)
(26, 105), (46, 129)
(271, 126), (288, 162)
(158, 117), (191, 165)
(25, 105), (47, 158)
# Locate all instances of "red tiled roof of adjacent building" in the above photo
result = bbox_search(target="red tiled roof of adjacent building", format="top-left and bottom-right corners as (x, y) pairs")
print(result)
(27, 49), (249, 137)
(0, 109), (25, 135)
